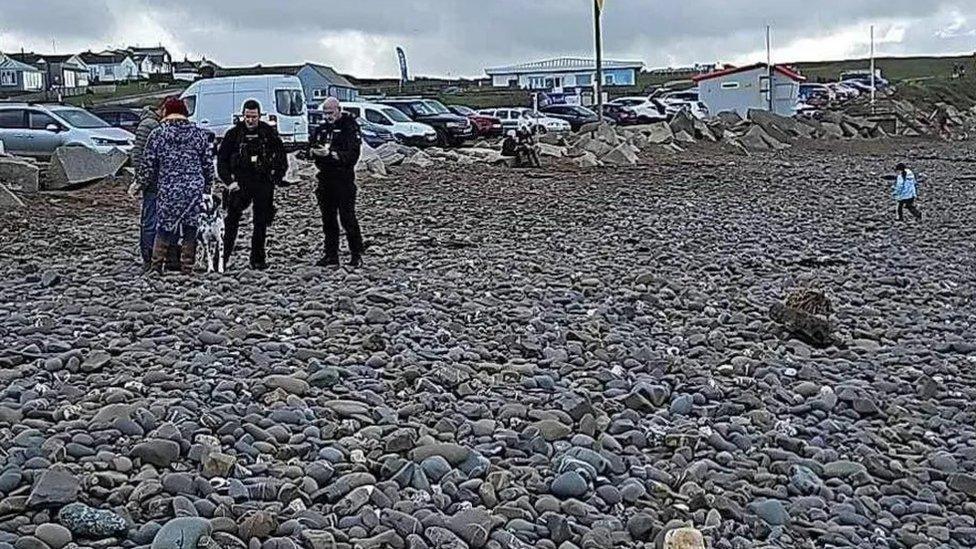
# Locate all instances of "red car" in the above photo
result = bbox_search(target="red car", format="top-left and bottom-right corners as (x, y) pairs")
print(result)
(449, 105), (503, 137)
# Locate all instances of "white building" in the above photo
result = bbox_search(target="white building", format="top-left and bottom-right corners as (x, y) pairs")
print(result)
(80, 51), (139, 83)
(693, 63), (805, 118)
(485, 57), (644, 91)
(128, 47), (173, 78)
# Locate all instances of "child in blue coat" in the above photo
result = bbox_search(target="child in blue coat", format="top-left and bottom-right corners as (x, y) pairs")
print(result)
(891, 163), (922, 221)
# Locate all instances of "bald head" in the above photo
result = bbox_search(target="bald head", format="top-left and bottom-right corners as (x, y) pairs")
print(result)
(322, 97), (341, 123)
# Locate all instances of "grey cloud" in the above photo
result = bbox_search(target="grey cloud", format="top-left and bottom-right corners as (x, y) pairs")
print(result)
(2, 0), (974, 77)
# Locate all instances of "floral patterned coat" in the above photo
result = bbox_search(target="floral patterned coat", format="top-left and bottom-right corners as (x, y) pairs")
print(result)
(139, 118), (215, 233)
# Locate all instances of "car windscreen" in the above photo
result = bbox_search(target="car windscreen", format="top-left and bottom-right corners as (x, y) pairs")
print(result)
(275, 90), (305, 116)
(452, 105), (475, 115)
(568, 106), (595, 116)
(382, 108), (412, 123)
(50, 108), (111, 129)
(423, 100), (450, 114)
(407, 102), (437, 116)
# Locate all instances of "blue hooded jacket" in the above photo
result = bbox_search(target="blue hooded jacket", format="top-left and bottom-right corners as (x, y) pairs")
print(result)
(893, 169), (918, 201)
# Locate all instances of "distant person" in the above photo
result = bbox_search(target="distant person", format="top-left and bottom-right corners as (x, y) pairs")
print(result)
(309, 97), (364, 268)
(889, 163), (922, 222)
(139, 97), (216, 274)
(501, 128), (540, 168)
(217, 100), (287, 270)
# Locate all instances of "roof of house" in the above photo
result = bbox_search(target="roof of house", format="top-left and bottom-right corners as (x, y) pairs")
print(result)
(80, 51), (132, 65)
(692, 63), (806, 83)
(8, 53), (84, 66)
(214, 62), (356, 88)
(485, 57), (645, 75)
(0, 54), (43, 72)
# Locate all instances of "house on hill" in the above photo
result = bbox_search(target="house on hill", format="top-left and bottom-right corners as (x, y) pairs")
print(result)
(484, 57), (645, 91)
(0, 53), (44, 92)
(8, 53), (89, 90)
(80, 51), (139, 83)
(128, 46), (173, 77)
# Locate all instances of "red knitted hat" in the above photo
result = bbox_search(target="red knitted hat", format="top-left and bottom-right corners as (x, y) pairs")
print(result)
(162, 96), (188, 117)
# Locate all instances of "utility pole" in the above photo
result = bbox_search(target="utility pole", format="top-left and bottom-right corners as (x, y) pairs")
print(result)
(870, 25), (876, 109)
(594, 0), (604, 122)
(766, 25), (773, 111)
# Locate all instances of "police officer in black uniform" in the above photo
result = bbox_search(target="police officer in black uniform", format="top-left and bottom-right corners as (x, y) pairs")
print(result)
(217, 99), (287, 270)
(310, 97), (364, 267)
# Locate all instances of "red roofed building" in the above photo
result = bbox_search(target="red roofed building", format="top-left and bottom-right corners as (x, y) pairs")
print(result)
(693, 63), (805, 117)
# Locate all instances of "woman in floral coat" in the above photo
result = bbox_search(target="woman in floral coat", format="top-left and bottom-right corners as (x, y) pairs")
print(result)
(139, 97), (215, 274)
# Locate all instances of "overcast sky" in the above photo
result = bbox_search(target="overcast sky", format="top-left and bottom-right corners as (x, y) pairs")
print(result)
(1, 1), (974, 78)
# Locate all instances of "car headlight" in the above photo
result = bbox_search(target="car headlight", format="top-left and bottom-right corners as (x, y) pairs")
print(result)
(445, 122), (461, 128)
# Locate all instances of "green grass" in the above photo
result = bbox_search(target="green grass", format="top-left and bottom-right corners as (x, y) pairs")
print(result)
(66, 81), (186, 107)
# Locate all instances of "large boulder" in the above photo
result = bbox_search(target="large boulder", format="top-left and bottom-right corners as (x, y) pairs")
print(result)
(535, 143), (566, 158)
(573, 151), (600, 168)
(0, 183), (25, 209)
(45, 146), (128, 191)
(0, 157), (40, 193)
(734, 125), (790, 152)
(601, 143), (638, 165)
(746, 109), (800, 144)
(669, 110), (695, 137)
(643, 122), (674, 145)
(579, 136), (614, 157)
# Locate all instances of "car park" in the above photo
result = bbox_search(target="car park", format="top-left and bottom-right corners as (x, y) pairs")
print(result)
(340, 101), (438, 147)
(90, 106), (142, 133)
(0, 103), (134, 158)
(378, 98), (473, 146)
(539, 104), (600, 131)
(799, 84), (833, 108)
(309, 108), (396, 148)
(448, 105), (504, 137)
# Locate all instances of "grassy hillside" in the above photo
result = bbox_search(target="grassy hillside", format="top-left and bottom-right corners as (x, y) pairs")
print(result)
(795, 54), (975, 83)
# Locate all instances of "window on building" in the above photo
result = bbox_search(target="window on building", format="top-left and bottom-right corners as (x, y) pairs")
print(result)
(0, 71), (16, 86)
(528, 77), (545, 89)
(313, 89), (326, 99)
(104, 65), (115, 77)
(721, 82), (740, 90)
(603, 74), (615, 86)
(577, 74), (592, 87)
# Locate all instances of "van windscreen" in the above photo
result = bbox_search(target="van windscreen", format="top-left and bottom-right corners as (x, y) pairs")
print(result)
(275, 90), (305, 116)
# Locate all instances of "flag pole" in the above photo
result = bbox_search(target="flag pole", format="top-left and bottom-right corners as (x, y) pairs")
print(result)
(594, 0), (604, 122)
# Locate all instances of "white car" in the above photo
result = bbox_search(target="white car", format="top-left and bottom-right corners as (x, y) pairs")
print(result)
(606, 97), (668, 123)
(340, 101), (438, 147)
(479, 108), (571, 134)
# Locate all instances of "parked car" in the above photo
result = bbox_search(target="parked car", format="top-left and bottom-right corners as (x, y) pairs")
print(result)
(606, 97), (668, 123)
(448, 105), (503, 137)
(181, 75), (309, 149)
(0, 103), (134, 158)
(799, 84), (833, 108)
(378, 98), (473, 146)
(478, 108), (572, 134)
(340, 101), (438, 147)
(658, 88), (700, 104)
(601, 103), (640, 126)
(539, 104), (599, 131)
(90, 106), (142, 133)
(827, 82), (860, 102)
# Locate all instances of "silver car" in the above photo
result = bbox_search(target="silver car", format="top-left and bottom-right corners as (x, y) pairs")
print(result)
(0, 103), (134, 158)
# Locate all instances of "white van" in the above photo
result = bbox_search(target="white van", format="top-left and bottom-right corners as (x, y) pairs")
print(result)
(181, 75), (309, 147)
(339, 101), (438, 147)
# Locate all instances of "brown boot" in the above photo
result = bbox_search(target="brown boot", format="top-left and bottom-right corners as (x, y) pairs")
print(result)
(145, 237), (169, 275)
(180, 239), (197, 275)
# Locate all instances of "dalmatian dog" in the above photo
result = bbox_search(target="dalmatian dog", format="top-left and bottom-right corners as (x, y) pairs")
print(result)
(197, 194), (225, 273)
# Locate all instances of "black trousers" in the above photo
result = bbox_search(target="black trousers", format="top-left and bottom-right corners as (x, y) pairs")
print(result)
(224, 181), (275, 264)
(897, 198), (921, 221)
(315, 179), (363, 260)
